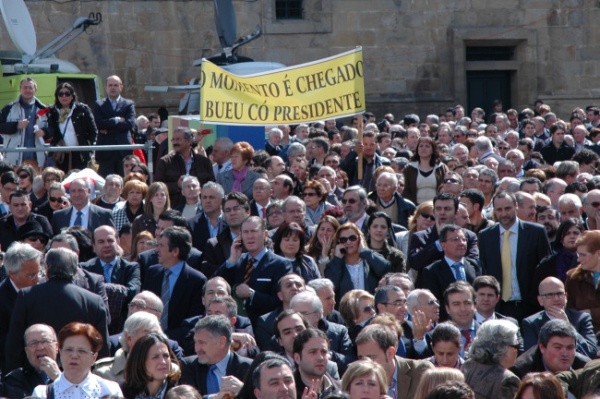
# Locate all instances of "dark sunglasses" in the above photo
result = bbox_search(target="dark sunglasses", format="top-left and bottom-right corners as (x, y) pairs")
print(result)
(57, 91), (73, 97)
(444, 178), (459, 184)
(302, 192), (318, 197)
(49, 196), (63, 203)
(341, 198), (358, 204)
(26, 235), (48, 244)
(420, 213), (435, 221)
(362, 305), (374, 313)
(18, 174), (30, 179)
(338, 235), (358, 244)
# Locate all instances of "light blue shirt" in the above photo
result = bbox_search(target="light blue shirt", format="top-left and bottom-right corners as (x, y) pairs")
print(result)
(206, 213), (223, 239)
(69, 203), (90, 228)
(499, 220), (522, 301)
(444, 256), (466, 281)
(166, 261), (185, 294)
(211, 351), (232, 384)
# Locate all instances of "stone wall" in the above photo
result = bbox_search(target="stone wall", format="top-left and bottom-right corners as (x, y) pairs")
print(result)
(10, 0), (600, 120)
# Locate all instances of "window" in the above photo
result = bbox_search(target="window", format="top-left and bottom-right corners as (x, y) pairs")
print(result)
(466, 46), (515, 62)
(276, 0), (303, 20)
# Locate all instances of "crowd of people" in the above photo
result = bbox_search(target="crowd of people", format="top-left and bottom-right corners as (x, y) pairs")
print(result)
(2, 76), (600, 399)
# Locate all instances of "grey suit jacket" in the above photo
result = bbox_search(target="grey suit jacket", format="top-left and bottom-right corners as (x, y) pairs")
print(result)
(216, 169), (261, 200)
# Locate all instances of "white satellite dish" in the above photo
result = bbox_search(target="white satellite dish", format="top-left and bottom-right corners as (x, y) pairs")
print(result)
(0, 0), (37, 56)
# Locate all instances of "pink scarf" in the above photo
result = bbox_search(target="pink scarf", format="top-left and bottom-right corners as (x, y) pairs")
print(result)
(232, 166), (249, 193)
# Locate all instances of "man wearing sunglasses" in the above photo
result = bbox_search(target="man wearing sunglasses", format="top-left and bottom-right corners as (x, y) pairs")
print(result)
(582, 189), (600, 230)
(0, 190), (53, 253)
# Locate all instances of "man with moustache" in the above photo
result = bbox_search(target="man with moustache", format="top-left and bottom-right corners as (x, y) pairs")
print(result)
(154, 127), (215, 207)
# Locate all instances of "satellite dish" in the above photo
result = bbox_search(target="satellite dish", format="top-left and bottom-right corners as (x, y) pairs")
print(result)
(214, 0), (237, 49)
(0, 0), (37, 56)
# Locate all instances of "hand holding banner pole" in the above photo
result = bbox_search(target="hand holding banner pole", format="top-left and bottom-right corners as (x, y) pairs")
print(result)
(357, 113), (363, 180)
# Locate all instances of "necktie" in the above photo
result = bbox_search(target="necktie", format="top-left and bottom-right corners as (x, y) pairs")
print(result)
(451, 262), (466, 281)
(160, 269), (172, 330)
(501, 230), (513, 301)
(461, 329), (473, 354)
(74, 210), (83, 227)
(207, 364), (220, 394)
(261, 207), (267, 219)
(103, 263), (113, 283)
(243, 257), (255, 284)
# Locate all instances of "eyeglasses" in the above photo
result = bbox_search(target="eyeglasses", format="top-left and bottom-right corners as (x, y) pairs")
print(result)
(20, 269), (43, 280)
(338, 235), (358, 244)
(302, 192), (318, 197)
(26, 339), (55, 348)
(362, 305), (374, 313)
(443, 178), (459, 184)
(60, 347), (95, 357)
(382, 300), (407, 307)
(128, 300), (161, 313)
(299, 310), (318, 317)
(426, 299), (440, 306)
(420, 213), (435, 221)
(57, 91), (73, 97)
(341, 198), (358, 204)
(223, 205), (243, 213)
(539, 291), (566, 299)
(49, 196), (63, 203)
(446, 236), (467, 243)
(18, 174), (30, 179)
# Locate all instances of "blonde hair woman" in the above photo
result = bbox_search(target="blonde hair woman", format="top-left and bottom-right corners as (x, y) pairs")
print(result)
(342, 360), (390, 399)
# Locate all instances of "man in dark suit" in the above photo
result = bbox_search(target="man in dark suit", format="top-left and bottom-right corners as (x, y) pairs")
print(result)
(473, 275), (521, 324)
(136, 209), (202, 282)
(180, 315), (252, 396)
(522, 277), (597, 359)
(444, 281), (480, 358)
(511, 319), (589, 379)
(2, 324), (61, 398)
(290, 291), (355, 373)
(478, 191), (552, 321)
(202, 192), (251, 278)
(0, 242), (43, 374)
(51, 178), (115, 235)
(5, 247), (109, 373)
(409, 193), (479, 281)
(188, 182), (226, 254)
(93, 75), (136, 177)
(141, 226), (207, 343)
(105, 291), (184, 360)
(249, 178), (271, 218)
(420, 225), (482, 320)
(215, 216), (293, 327)
(80, 225), (141, 333)
(0, 190), (52, 251)
(154, 128), (215, 207)
(356, 324), (433, 399)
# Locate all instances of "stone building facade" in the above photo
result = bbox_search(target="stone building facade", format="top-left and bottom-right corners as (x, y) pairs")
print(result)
(9, 0), (598, 119)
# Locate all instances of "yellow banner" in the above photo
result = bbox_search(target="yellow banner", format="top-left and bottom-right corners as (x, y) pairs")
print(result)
(200, 48), (365, 125)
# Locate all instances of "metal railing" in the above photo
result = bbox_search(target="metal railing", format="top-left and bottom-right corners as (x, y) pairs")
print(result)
(0, 141), (155, 182)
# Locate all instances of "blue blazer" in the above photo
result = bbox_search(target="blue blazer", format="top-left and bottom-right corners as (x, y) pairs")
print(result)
(215, 251), (292, 325)
(521, 308), (598, 359)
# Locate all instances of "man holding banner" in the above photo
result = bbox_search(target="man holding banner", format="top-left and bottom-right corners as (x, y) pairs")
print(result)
(339, 130), (391, 192)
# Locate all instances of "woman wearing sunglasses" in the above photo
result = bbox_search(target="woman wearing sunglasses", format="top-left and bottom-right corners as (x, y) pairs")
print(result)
(324, 223), (390, 304)
(46, 82), (98, 173)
